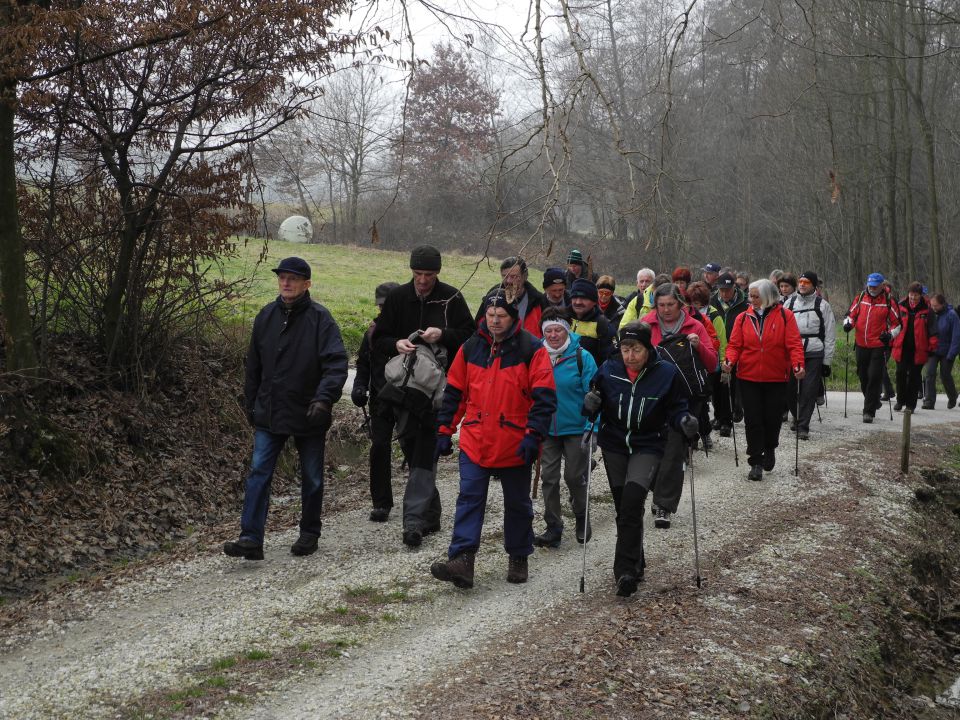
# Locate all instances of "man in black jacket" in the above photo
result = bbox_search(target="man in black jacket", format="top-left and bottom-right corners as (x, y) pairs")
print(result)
(351, 282), (401, 522)
(224, 257), (348, 561)
(709, 272), (749, 435)
(372, 246), (475, 547)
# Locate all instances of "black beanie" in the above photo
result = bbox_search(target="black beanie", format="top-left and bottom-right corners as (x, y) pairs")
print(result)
(618, 322), (654, 353)
(483, 292), (520, 320)
(409, 245), (442, 271)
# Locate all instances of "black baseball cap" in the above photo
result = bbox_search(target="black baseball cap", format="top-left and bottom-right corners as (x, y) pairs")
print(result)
(272, 257), (311, 279)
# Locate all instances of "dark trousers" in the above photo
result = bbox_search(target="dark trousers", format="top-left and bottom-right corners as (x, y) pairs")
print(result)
(895, 360), (923, 411)
(651, 397), (702, 513)
(855, 345), (887, 416)
(787, 355), (823, 432)
(602, 451), (658, 580)
(924, 355), (958, 407)
(399, 423), (441, 533)
(712, 371), (740, 427)
(447, 453), (533, 558)
(739, 379), (787, 467)
(368, 398), (399, 510)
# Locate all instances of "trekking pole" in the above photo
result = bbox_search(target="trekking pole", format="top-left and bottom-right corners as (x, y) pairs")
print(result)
(532, 456), (541, 499)
(360, 406), (372, 439)
(724, 372), (739, 467)
(686, 447), (703, 588)
(843, 333), (850, 418)
(794, 373), (801, 477)
(579, 422), (597, 593)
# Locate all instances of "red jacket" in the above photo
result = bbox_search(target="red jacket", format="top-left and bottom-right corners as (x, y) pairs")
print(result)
(892, 298), (935, 365)
(726, 305), (805, 382)
(847, 290), (901, 349)
(438, 323), (556, 468)
(640, 310), (718, 371)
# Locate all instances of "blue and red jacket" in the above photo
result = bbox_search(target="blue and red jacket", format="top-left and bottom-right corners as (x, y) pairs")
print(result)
(846, 289), (901, 349)
(438, 321), (557, 468)
(593, 352), (689, 457)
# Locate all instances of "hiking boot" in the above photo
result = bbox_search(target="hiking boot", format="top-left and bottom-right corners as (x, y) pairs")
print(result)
(430, 551), (475, 589)
(748, 465), (763, 481)
(762, 449), (776, 472)
(894, 402), (903, 412)
(718, 424), (732, 438)
(422, 520), (442, 536)
(654, 507), (671, 529)
(922, 402), (935, 410)
(816, 395), (826, 407)
(534, 526), (562, 548)
(290, 532), (319, 556)
(402, 529), (423, 547)
(862, 413), (874, 424)
(507, 555), (528, 584)
(575, 514), (592, 544)
(616, 573), (639, 597)
(797, 430), (809, 441)
(369, 507), (390, 522)
(223, 538), (264, 561)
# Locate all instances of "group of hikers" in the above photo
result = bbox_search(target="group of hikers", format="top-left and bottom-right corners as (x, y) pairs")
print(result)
(224, 248), (960, 598)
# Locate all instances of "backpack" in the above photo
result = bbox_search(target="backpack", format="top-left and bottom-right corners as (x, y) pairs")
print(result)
(785, 295), (825, 342)
(382, 340), (448, 411)
(657, 333), (709, 398)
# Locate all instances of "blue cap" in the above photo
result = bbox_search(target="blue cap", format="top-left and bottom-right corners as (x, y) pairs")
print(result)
(272, 256), (311, 279)
(922, 285), (929, 295)
(866, 272), (884, 287)
(542, 267), (565, 288)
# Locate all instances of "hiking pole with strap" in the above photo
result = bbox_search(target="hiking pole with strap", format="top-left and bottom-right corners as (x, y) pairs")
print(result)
(579, 421), (597, 593)
(794, 372), (801, 477)
(843, 331), (850, 418)
(532, 456), (541, 499)
(686, 446), (703, 588)
(360, 406), (372, 439)
(723, 370), (739, 466)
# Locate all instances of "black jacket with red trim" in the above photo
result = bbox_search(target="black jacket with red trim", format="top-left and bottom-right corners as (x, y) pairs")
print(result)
(437, 321), (557, 468)
(474, 281), (547, 338)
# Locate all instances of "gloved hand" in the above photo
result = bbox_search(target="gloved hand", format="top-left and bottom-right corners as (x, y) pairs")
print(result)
(822, 365), (831, 378)
(842, 318), (853, 333)
(581, 389), (602, 419)
(307, 400), (332, 432)
(679, 414), (700, 441)
(879, 330), (892, 344)
(350, 385), (368, 408)
(434, 435), (453, 462)
(517, 433), (540, 466)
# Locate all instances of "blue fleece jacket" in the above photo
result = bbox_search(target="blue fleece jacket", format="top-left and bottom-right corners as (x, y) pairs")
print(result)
(934, 304), (960, 360)
(542, 333), (598, 436)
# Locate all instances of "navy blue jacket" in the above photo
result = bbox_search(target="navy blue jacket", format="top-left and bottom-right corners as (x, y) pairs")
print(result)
(593, 351), (689, 457)
(933, 304), (960, 360)
(245, 292), (348, 435)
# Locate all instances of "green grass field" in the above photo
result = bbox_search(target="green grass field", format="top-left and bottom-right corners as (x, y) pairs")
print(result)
(219, 239), (507, 353)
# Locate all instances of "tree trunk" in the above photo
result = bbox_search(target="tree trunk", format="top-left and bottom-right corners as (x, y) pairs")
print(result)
(0, 78), (39, 373)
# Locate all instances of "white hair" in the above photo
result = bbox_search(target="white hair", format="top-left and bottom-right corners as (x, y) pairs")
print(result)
(749, 279), (781, 309)
(636, 268), (655, 281)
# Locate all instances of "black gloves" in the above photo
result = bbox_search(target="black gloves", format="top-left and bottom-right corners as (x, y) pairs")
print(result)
(582, 389), (602, 419)
(842, 318), (853, 333)
(307, 400), (332, 432)
(822, 365), (831, 378)
(879, 330), (892, 344)
(679, 414), (700, 440)
(434, 435), (453, 462)
(351, 385), (368, 408)
(517, 433), (540, 466)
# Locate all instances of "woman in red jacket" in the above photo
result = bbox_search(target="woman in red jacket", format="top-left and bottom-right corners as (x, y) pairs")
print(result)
(723, 279), (805, 481)
(892, 282), (937, 413)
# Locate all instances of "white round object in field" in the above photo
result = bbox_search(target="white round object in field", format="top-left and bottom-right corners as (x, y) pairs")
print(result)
(278, 215), (313, 243)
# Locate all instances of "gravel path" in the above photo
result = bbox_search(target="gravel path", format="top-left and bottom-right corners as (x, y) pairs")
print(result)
(1, 392), (957, 719)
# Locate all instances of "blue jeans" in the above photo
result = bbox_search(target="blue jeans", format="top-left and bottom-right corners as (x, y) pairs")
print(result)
(448, 453), (534, 559)
(240, 430), (326, 544)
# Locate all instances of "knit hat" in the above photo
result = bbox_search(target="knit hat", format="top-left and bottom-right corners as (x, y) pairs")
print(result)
(375, 281), (400, 305)
(569, 278), (599, 303)
(671, 266), (692, 283)
(272, 256), (311, 279)
(409, 245), (442, 271)
(542, 267), (566, 288)
(798, 271), (819, 288)
(618, 322), (654, 353)
(483, 291), (519, 319)
(567, 249), (584, 264)
(716, 272), (736, 288)
(866, 272), (884, 287)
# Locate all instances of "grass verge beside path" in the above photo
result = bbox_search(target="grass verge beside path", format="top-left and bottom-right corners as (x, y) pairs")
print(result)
(219, 240), (507, 353)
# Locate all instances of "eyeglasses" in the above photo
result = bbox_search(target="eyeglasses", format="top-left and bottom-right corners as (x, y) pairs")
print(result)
(797, 279), (813, 286)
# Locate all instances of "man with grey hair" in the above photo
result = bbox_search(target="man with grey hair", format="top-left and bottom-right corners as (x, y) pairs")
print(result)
(619, 268), (657, 326)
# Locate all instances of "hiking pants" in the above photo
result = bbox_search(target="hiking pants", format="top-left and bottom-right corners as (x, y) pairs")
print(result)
(855, 345), (887, 416)
(602, 451), (658, 580)
(787, 355), (823, 433)
(924, 355), (957, 408)
(539, 434), (588, 534)
(739, 379), (787, 468)
(447, 453), (533, 559)
(895, 359), (923, 411)
(368, 398), (398, 511)
(399, 423), (442, 533)
(651, 397), (703, 513)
